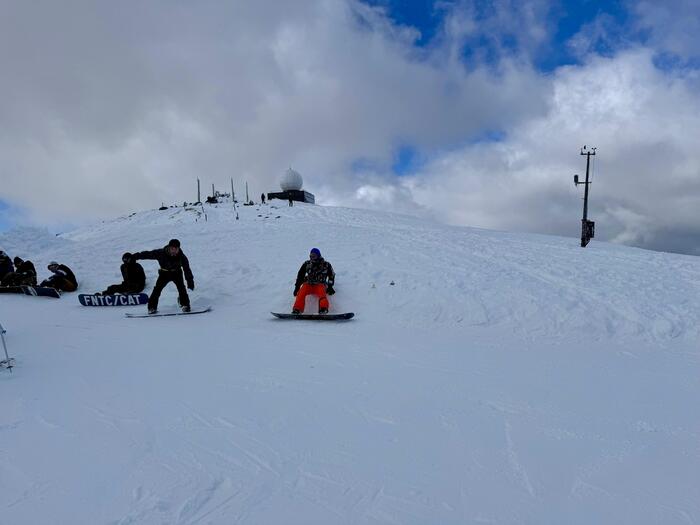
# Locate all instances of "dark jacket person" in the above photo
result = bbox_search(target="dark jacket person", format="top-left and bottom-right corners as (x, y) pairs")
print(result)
(133, 239), (194, 313)
(40, 261), (78, 292)
(292, 248), (335, 314)
(2, 257), (37, 287)
(0, 251), (13, 282)
(101, 252), (146, 295)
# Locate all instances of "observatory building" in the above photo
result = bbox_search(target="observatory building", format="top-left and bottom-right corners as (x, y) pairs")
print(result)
(267, 168), (315, 204)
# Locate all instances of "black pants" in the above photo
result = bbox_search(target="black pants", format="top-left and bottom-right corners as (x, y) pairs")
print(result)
(148, 271), (189, 310)
(103, 283), (144, 295)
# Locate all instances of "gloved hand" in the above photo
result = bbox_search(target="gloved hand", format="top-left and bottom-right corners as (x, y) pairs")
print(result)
(326, 285), (335, 295)
(293, 285), (300, 296)
(187, 281), (195, 291)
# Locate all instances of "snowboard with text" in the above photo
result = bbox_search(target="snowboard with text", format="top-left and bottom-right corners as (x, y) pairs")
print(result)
(79, 293), (149, 306)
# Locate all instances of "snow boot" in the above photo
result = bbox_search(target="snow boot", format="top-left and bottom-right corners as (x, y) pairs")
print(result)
(148, 307), (157, 315)
(292, 309), (301, 314)
(181, 305), (191, 313)
(319, 307), (328, 314)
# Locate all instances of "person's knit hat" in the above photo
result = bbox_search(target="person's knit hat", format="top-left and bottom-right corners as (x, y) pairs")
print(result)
(168, 239), (181, 248)
(310, 248), (321, 258)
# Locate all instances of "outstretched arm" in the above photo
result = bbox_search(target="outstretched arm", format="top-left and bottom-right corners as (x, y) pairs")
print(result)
(133, 249), (161, 261)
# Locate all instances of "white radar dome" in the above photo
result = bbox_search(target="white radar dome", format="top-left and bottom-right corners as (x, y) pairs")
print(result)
(280, 168), (303, 191)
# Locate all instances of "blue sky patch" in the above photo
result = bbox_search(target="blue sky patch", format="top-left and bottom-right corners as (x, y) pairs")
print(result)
(364, 0), (635, 72)
(392, 144), (423, 176)
(364, 0), (442, 46)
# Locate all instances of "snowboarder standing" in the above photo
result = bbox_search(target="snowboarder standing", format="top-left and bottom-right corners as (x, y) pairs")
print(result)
(292, 248), (335, 314)
(133, 239), (194, 314)
(2, 257), (37, 287)
(40, 261), (78, 292)
(261, 193), (266, 204)
(99, 252), (146, 296)
(0, 251), (13, 282)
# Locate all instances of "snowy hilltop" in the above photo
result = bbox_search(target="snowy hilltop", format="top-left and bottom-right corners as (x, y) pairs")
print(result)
(1, 201), (699, 524)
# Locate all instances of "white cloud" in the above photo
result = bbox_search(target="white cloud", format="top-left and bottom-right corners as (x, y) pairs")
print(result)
(1, 0), (699, 254)
(632, 0), (700, 61)
(390, 49), (700, 252)
(0, 0), (546, 225)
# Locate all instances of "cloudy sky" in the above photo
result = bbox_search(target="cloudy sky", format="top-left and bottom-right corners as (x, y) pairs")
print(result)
(1, 0), (699, 254)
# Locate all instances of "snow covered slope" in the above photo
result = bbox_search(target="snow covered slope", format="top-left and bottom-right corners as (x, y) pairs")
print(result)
(1, 202), (699, 524)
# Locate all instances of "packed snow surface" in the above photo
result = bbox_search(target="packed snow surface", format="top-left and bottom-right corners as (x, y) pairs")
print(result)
(1, 202), (699, 524)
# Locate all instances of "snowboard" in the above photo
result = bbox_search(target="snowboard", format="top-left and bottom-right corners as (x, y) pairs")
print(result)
(21, 285), (61, 298)
(271, 312), (354, 321)
(79, 293), (149, 306)
(125, 306), (212, 318)
(0, 286), (23, 294)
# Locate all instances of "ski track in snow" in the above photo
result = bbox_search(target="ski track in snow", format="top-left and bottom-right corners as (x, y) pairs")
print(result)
(1, 203), (699, 524)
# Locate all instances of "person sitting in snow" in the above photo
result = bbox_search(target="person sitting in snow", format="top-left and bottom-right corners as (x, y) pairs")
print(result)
(0, 250), (13, 282)
(1, 256), (37, 287)
(40, 261), (78, 292)
(98, 252), (146, 296)
(292, 248), (335, 314)
(133, 239), (194, 314)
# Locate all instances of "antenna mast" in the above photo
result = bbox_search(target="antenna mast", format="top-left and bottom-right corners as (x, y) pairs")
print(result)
(573, 146), (596, 247)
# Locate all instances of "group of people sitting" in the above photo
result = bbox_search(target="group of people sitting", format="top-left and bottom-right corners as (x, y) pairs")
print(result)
(0, 250), (78, 292)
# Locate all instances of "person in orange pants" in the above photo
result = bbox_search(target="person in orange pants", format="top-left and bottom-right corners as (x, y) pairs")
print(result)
(292, 248), (335, 314)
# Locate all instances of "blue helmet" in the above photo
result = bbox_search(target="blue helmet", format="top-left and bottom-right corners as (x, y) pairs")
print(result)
(310, 248), (321, 258)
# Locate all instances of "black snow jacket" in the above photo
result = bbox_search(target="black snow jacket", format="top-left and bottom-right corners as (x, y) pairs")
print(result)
(121, 261), (146, 290)
(52, 264), (78, 288)
(16, 259), (37, 279)
(0, 255), (13, 280)
(134, 247), (194, 286)
(295, 258), (335, 288)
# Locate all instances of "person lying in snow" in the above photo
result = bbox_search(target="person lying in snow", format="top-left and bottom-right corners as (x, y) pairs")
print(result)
(292, 248), (335, 314)
(40, 261), (78, 292)
(98, 252), (146, 296)
(133, 239), (194, 314)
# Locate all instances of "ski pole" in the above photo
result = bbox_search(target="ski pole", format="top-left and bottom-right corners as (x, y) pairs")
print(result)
(0, 323), (13, 373)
